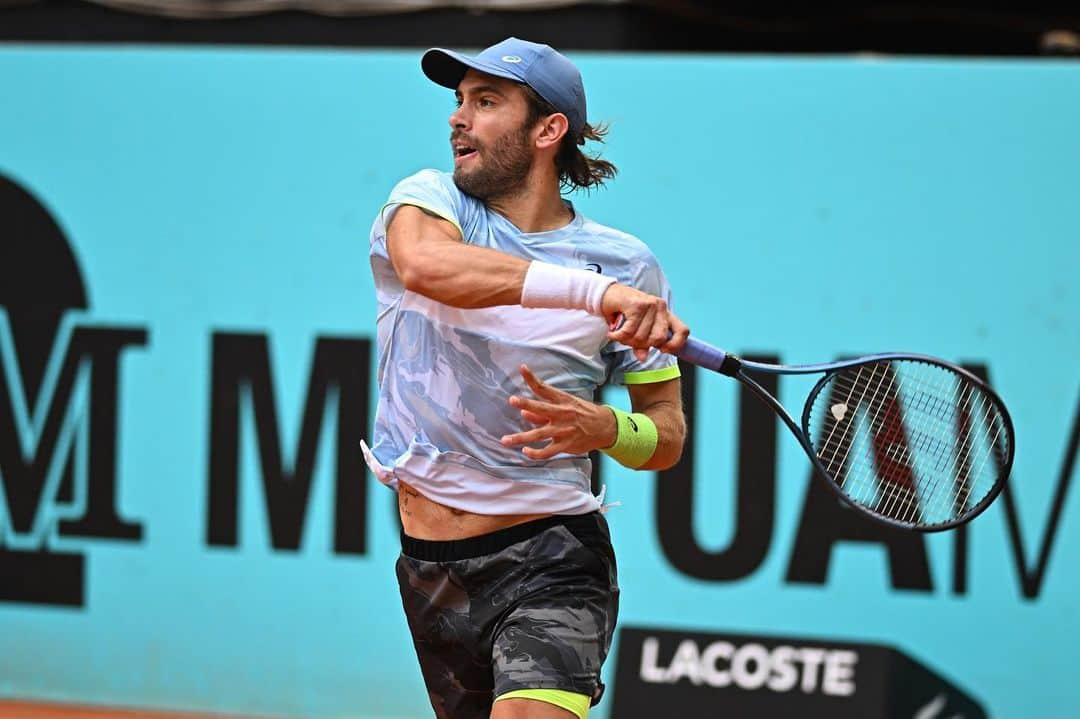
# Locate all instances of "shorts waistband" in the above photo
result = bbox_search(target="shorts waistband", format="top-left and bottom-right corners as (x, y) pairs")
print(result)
(401, 512), (603, 562)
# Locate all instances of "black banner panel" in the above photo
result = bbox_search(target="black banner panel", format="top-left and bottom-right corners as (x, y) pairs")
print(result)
(613, 626), (986, 718)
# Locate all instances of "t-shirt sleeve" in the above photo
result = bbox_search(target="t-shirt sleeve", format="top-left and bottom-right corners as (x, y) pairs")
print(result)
(604, 252), (683, 386)
(370, 170), (468, 263)
(385, 170), (466, 234)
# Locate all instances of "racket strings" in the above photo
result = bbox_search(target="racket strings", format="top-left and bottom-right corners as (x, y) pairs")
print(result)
(834, 366), (998, 523)
(949, 410), (1008, 510)
(845, 366), (986, 521)
(807, 359), (1009, 527)
(893, 391), (997, 523)
(844, 364), (943, 522)
(825, 364), (970, 490)
(844, 369), (1004, 525)
(819, 363), (901, 475)
(872, 370), (1003, 522)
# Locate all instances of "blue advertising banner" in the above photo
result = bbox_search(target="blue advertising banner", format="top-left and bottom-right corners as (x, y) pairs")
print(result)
(0, 46), (1077, 718)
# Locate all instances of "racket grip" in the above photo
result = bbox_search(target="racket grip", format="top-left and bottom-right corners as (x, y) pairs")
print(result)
(613, 314), (731, 374)
(675, 337), (728, 372)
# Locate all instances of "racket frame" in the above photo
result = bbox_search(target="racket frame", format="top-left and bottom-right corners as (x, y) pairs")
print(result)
(678, 340), (1015, 532)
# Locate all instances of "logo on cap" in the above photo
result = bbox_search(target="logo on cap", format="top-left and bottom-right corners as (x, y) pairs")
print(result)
(501, 55), (523, 63)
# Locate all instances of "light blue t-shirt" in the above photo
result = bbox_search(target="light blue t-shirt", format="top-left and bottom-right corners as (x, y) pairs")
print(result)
(362, 169), (680, 515)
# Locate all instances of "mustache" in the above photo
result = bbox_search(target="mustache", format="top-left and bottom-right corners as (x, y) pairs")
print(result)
(450, 131), (482, 149)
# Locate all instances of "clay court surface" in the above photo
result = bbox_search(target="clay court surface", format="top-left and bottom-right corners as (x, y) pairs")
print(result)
(0, 703), (253, 719)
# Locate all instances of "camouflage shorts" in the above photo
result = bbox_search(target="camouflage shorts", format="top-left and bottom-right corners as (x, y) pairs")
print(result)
(396, 512), (620, 719)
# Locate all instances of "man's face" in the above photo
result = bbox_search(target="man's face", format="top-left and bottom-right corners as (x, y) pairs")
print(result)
(449, 70), (535, 200)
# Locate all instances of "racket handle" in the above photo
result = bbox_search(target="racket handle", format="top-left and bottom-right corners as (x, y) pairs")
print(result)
(675, 337), (729, 372)
(611, 314), (734, 375)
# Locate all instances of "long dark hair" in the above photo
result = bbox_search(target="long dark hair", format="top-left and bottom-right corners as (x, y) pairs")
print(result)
(522, 86), (618, 193)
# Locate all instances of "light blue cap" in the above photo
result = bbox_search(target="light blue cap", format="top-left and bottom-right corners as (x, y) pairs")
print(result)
(422, 37), (587, 137)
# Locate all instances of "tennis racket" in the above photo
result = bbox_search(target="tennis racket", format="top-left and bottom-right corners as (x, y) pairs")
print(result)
(674, 338), (1015, 531)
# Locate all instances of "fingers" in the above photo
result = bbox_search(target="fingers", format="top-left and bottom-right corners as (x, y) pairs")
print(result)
(661, 315), (690, 354)
(519, 364), (564, 401)
(500, 422), (574, 452)
(500, 411), (569, 458)
(629, 303), (659, 349)
(519, 408), (548, 425)
(601, 281), (693, 358)
(500, 425), (558, 447)
(521, 442), (569, 461)
(609, 309), (643, 347)
(505, 366), (584, 458)
(508, 394), (560, 417)
(607, 296), (689, 359)
(632, 303), (668, 362)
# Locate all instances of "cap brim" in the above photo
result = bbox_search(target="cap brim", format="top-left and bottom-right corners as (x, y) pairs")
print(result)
(421, 48), (522, 89)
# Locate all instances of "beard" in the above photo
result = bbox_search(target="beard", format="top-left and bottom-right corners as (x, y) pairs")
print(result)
(452, 124), (534, 201)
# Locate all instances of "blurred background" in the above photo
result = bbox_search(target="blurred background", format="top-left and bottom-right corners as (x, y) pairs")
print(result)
(1, 2), (1078, 718)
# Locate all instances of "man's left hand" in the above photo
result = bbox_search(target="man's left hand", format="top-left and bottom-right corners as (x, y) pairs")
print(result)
(500, 364), (616, 460)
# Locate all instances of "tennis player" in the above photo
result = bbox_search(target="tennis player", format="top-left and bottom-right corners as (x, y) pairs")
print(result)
(362, 37), (689, 719)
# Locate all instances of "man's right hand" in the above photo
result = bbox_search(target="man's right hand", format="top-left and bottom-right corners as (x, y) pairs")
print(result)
(601, 283), (690, 361)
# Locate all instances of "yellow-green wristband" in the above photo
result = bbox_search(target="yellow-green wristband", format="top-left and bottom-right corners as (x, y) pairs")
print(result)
(601, 406), (658, 469)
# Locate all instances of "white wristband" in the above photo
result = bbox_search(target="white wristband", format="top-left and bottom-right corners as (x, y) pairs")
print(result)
(521, 261), (617, 316)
